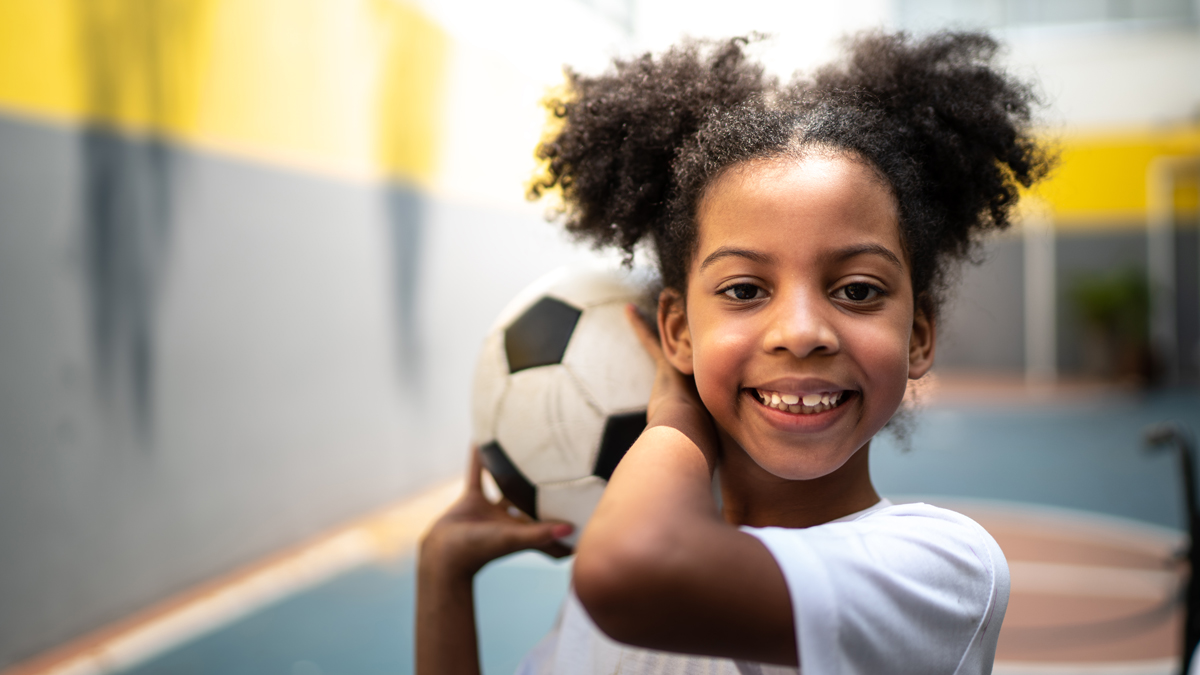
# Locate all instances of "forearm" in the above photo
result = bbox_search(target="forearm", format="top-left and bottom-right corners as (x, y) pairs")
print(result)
(570, 302), (796, 663)
(646, 396), (721, 474)
(573, 413), (729, 632)
(592, 425), (720, 538)
(415, 448), (574, 673)
(416, 548), (481, 675)
(573, 405), (796, 663)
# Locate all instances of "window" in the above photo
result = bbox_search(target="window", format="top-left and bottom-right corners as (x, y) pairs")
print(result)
(896, 0), (1196, 30)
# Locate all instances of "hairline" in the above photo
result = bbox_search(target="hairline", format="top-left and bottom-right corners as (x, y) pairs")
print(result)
(680, 141), (907, 292)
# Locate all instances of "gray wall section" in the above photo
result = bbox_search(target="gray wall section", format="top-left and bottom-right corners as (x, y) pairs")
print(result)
(0, 113), (606, 667)
(934, 227), (1200, 382)
(1055, 227), (1148, 374)
(1177, 227), (1200, 377)
(935, 236), (1026, 371)
(1053, 226), (1200, 382)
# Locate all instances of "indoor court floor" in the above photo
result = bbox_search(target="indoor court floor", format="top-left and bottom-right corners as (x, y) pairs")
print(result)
(20, 385), (1200, 675)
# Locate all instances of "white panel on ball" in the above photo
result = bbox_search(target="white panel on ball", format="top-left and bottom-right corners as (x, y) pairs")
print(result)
(538, 475), (609, 547)
(546, 264), (658, 311)
(494, 364), (606, 484)
(487, 267), (576, 333)
(470, 330), (509, 447)
(562, 302), (656, 415)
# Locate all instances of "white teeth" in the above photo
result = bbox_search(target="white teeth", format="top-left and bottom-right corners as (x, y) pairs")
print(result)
(756, 389), (849, 414)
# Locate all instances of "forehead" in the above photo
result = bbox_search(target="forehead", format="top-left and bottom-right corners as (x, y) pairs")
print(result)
(694, 154), (903, 268)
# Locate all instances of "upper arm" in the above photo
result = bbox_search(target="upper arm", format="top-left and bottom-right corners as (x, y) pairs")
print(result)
(574, 498), (1004, 673)
(572, 508), (797, 666)
(748, 512), (1004, 675)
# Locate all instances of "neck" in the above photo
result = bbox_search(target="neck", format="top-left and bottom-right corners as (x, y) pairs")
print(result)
(717, 433), (880, 529)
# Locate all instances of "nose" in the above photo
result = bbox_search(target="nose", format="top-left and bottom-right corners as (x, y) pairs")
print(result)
(762, 289), (840, 358)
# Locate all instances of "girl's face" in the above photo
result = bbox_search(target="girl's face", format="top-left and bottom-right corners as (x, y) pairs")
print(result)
(663, 153), (935, 482)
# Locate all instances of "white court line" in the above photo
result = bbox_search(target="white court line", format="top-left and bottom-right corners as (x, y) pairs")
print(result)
(3, 480), (462, 675)
(891, 495), (1186, 554)
(1010, 561), (1180, 600)
(43, 533), (372, 675)
(994, 658), (1176, 675)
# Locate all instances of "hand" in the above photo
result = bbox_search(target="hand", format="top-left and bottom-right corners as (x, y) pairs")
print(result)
(420, 448), (573, 582)
(625, 303), (708, 425)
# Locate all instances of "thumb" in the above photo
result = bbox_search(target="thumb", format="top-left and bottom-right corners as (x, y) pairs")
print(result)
(497, 521), (574, 555)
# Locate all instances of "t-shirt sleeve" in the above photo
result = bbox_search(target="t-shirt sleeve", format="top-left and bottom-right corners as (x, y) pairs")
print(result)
(742, 504), (1008, 675)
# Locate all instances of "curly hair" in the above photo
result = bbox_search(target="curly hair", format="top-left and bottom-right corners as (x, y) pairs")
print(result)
(529, 31), (1054, 319)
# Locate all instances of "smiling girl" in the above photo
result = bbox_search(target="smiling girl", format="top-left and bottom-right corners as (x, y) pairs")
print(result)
(417, 31), (1052, 674)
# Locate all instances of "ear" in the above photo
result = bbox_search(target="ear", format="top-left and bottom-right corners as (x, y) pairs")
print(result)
(908, 308), (936, 379)
(657, 288), (694, 375)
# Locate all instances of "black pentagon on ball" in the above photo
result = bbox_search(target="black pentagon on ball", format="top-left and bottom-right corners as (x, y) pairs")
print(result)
(479, 441), (538, 520)
(504, 297), (582, 373)
(593, 410), (647, 481)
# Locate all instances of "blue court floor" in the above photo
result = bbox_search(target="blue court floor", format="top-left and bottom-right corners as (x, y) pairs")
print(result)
(120, 388), (1200, 675)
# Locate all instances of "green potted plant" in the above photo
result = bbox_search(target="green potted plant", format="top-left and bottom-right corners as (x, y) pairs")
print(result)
(1068, 266), (1153, 383)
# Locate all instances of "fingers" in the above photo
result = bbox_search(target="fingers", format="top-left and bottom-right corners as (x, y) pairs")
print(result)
(494, 521), (574, 558)
(538, 540), (574, 559)
(626, 303), (664, 360)
(466, 446), (484, 494)
(490, 500), (575, 557)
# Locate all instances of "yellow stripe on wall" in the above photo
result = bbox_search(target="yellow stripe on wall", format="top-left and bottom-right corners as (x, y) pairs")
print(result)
(1, 1), (1196, 225)
(0, 1), (82, 120)
(0, 0), (448, 184)
(1034, 125), (1200, 229)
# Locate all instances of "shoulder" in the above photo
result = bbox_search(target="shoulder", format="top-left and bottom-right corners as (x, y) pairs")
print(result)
(747, 502), (1006, 584)
(742, 502), (1008, 675)
(867, 502), (1006, 567)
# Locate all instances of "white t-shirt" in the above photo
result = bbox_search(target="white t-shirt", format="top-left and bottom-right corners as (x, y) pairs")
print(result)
(515, 500), (1009, 675)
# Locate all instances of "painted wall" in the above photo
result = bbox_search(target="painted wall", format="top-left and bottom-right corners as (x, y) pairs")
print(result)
(1, 0), (1198, 668)
(0, 113), (633, 666)
(0, 0), (634, 667)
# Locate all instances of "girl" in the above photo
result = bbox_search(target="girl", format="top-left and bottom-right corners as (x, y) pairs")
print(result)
(417, 31), (1052, 674)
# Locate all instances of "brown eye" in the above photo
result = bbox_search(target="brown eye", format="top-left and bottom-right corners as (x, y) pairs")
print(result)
(722, 283), (763, 301)
(845, 284), (870, 301)
(840, 283), (880, 302)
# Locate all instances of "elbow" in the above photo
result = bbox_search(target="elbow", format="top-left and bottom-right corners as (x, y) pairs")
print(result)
(572, 526), (674, 646)
(572, 542), (632, 639)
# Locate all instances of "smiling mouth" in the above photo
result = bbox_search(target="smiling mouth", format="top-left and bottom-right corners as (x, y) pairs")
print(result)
(750, 388), (854, 415)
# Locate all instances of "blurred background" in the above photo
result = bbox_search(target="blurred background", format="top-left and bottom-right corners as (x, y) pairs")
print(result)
(0, 0), (1197, 673)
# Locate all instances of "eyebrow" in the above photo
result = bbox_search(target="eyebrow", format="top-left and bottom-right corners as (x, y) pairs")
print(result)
(827, 243), (905, 272)
(699, 247), (774, 271)
(698, 243), (904, 272)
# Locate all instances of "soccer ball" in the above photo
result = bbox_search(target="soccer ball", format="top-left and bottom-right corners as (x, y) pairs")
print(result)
(471, 263), (659, 547)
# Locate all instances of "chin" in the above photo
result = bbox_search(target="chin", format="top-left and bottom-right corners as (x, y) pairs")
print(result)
(739, 441), (863, 482)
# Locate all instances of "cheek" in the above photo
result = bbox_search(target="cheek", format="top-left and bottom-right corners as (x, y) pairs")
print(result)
(689, 319), (756, 407)
(848, 318), (913, 401)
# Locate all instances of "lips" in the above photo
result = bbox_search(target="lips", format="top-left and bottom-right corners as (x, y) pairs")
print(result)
(750, 387), (853, 415)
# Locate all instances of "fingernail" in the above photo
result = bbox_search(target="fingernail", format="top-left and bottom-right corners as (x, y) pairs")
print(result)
(551, 523), (574, 538)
